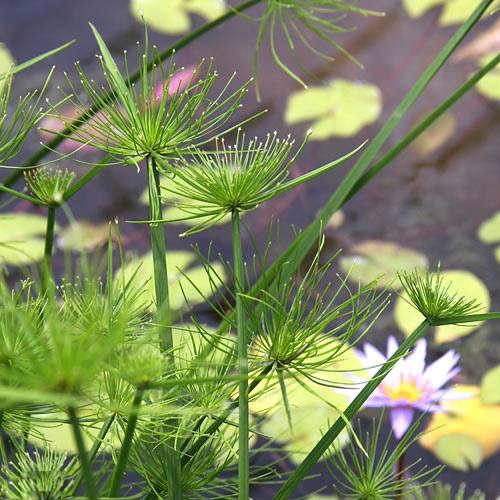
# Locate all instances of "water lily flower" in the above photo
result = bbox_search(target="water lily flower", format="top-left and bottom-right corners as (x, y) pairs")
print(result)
(353, 336), (464, 439)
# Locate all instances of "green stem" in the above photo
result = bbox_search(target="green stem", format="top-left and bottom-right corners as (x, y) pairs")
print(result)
(42, 205), (56, 292)
(146, 155), (173, 359)
(108, 389), (143, 497)
(231, 210), (249, 500)
(0, 183), (45, 205)
(395, 451), (406, 500)
(67, 407), (97, 500)
(71, 414), (116, 496)
(274, 320), (431, 499)
(348, 53), (500, 202)
(220, 0), (496, 326)
(0, 0), (261, 193)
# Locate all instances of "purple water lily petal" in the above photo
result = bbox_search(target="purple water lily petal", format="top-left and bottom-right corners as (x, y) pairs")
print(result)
(391, 407), (414, 439)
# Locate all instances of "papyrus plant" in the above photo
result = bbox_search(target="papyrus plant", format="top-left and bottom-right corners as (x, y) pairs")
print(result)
(0, 1), (499, 499)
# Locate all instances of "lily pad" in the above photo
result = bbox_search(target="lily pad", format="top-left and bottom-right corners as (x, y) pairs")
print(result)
(411, 111), (456, 156)
(0, 43), (14, 75)
(394, 270), (490, 343)
(439, 0), (500, 26)
(477, 211), (500, 244)
(0, 212), (52, 267)
(284, 79), (382, 140)
(434, 434), (484, 472)
(130, 0), (226, 35)
(57, 221), (111, 252)
(116, 250), (225, 313)
(420, 384), (500, 467)
(480, 364), (500, 405)
(475, 55), (500, 101)
(402, 0), (443, 18)
(339, 240), (428, 290)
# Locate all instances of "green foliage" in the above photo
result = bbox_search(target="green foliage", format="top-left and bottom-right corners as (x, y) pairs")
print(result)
(284, 79), (383, 140)
(408, 482), (485, 500)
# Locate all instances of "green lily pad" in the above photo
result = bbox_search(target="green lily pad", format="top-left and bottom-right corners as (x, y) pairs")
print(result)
(339, 240), (428, 290)
(475, 55), (500, 101)
(130, 0), (226, 35)
(284, 79), (382, 140)
(434, 434), (483, 471)
(495, 246), (500, 263)
(0, 213), (52, 267)
(481, 364), (500, 405)
(394, 270), (490, 344)
(116, 250), (225, 313)
(402, 0), (443, 18)
(57, 221), (111, 251)
(0, 43), (14, 75)
(477, 211), (500, 244)
(439, 0), (500, 26)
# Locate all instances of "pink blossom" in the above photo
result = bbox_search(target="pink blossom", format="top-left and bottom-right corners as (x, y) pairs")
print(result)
(155, 65), (196, 101)
(352, 336), (466, 439)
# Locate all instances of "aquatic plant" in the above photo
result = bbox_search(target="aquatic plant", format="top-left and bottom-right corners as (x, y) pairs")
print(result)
(0, 1), (499, 499)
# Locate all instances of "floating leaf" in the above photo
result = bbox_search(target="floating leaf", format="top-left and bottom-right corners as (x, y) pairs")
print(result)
(394, 270), (490, 343)
(402, 0), (443, 18)
(0, 213), (52, 267)
(434, 434), (484, 472)
(130, 0), (226, 35)
(411, 111), (456, 156)
(477, 211), (500, 244)
(116, 250), (225, 313)
(439, 0), (500, 26)
(475, 55), (500, 101)
(284, 79), (382, 140)
(57, 221), (111, 252)
(0, 43), (15, 75)
(495, 246), (500, 262)
(480, 364), (500, 404)
(420, 384), (500, 468)
(339, 240), (428, 290)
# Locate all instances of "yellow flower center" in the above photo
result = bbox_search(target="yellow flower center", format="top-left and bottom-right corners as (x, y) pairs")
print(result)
(382, 379), (423, 403)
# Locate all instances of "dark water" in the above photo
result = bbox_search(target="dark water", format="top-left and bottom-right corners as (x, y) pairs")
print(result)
(1, 0), (500, 497)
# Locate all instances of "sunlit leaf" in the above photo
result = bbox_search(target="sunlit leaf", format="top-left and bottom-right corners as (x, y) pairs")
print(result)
(439, 0), (500, 26)
(0, 43), (15, 75)
(411, 111), (456, 156)
(402, 0), (443, 18)
(434, 434), (484, 472)
(0, 213), (52, 267)
(57, 221), (111, 251)
(394, 270), (490, 343)
(477, 211), (500, 243)
(284, 79), (382, 140)
(480, 364), (500, 404)
(116, 250), (225, 313)
(420, 384), (500, 468)
(339, 240), (428, 290)
(475, 55), (500, 101)
(130, 0), (226, 35)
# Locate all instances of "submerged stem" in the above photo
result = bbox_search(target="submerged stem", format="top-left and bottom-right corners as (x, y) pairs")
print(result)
(108, 388), (143, 497)
(67, 407), (97, 500)
(231, 210), (249, 500)
(146, 155), (173, 360)
(42, 205), (56, 291)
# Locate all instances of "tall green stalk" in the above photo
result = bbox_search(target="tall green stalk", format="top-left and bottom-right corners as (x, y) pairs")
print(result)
(231, 210), (249, 500)
(67, 406), (97, 500)
(274, 320), (431, 499)
(108, 388), (143, 497)
(42, 205), (56, 291)
(146, 155), (173, 358)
